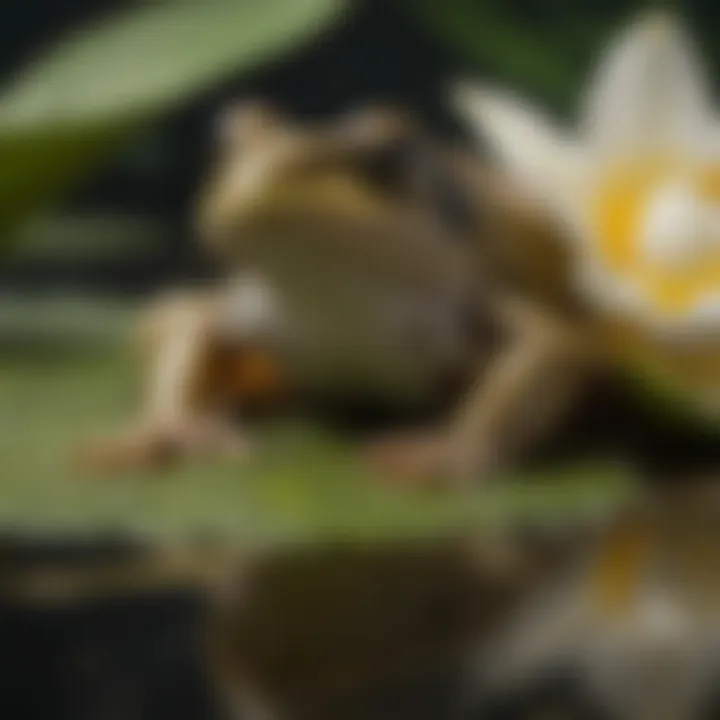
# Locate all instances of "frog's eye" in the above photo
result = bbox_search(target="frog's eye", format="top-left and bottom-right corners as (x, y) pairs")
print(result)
(334, 108), (424, 187)
(335, 106), (419, 150)
(335, 109), (478, 236)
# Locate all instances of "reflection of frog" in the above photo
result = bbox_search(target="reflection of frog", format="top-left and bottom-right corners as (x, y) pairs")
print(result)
(210, 483), (720, 720)
(79, 102), (598, 485)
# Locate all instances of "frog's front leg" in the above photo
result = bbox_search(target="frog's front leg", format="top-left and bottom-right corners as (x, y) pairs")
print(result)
(369, 295), (596, 489)
(77, 281), (285, 475)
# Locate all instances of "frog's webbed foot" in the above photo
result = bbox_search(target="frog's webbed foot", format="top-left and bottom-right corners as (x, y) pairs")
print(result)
(75, 417), (251, 477)
(367, 296), (594, 492)
(366, 429), (496, 491)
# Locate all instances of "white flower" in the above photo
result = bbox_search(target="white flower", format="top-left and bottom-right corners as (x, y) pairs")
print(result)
(453, 11), (720, 340)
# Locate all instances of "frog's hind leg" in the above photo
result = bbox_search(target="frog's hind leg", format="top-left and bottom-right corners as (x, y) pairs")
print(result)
(368, 294), (598, 489)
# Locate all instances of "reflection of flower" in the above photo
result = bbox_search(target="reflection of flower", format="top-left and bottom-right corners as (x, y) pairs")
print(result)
(454, 12), (720, 339)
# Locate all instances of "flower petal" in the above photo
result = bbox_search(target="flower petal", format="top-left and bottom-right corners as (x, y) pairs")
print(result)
(582, 11), (712, 161)
(451, 81), (588, 245)
(452, 82), (581, 193)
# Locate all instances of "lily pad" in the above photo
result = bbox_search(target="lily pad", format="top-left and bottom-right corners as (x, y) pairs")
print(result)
(0, 295), (637, 550)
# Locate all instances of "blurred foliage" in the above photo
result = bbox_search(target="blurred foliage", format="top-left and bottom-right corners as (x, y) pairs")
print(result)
(0, 0), (346, 238)
(403, 0), (706, 115)
(405, 0), (582, 111)
(0, 298), (635, 547)
(8, 214), (165, 262)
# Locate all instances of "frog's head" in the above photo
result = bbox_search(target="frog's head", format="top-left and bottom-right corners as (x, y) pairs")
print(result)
(194, 101), (478, 286)
(194, 102), (488, 401)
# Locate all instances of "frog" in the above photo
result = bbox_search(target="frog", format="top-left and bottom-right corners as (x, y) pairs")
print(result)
(78, 100), (599, 487)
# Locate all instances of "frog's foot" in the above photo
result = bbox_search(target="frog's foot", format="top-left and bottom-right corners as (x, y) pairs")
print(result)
(366, 430), (494, 491)
(75, 417), (251, 477)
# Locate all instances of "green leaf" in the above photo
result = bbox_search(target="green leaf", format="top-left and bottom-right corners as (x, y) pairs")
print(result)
(622, 356), (720, 439)
(0, 296), (637, 549)
(0, 0), (346, 235)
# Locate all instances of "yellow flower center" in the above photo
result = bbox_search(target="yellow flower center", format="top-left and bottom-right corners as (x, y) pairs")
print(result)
(585, 159), (720, 420)
(588, 159), (720, 317)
